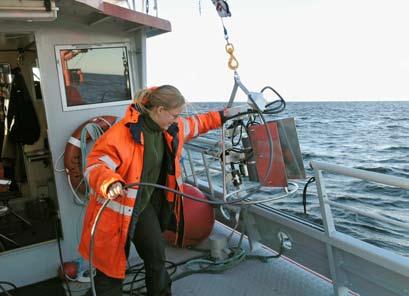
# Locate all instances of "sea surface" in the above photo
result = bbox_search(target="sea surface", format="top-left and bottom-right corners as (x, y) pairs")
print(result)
(188, 101), (409, 257)
(73, 73), (129, 104)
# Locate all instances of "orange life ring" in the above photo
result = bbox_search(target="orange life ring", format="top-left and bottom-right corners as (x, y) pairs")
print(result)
(64, 115), (117, 194)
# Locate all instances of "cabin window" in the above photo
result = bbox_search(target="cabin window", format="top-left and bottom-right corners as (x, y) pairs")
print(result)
(55, 44), (133, 111)
(32, 67), (42, 100)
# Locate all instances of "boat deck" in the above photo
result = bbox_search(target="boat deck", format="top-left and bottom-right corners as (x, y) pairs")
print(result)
(68, 222), (334, 296)
(2, 222), (335, 296)
(167, 222), (333, 296)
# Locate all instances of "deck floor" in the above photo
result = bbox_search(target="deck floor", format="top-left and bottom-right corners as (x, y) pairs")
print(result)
(168, 222), (333, 296)
(2, 222), (334, 296)
(0, 277), (65, 296)
(121, 221), (334, 296)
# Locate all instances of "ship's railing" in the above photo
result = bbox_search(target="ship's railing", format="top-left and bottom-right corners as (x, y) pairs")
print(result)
(182, 136), (269, 202)
(311, 161), (409, 295)
(182, 136), (222, 199)
(104, 0), (159, 16)
(311, 161), (409, 233)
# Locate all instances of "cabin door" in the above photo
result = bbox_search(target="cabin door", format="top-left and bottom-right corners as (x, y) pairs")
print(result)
(0, 32), (59, 253)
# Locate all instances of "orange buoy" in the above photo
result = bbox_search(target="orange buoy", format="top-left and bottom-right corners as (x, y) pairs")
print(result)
(65, 85), (83, 106)
(164, 183), (215, 247)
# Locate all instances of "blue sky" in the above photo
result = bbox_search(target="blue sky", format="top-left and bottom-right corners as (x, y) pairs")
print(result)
(147, 0), (409, 102)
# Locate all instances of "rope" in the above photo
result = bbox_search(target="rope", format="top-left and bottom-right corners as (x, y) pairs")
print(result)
(97, 116), (113, 129)
(173, 238), (285, 282)
(53, 151), (66, 173)
(172, 248), (246, 281)
(67, 174), (86, 206)
(64, 122), (105, 206)
(80, 123), (104, 198)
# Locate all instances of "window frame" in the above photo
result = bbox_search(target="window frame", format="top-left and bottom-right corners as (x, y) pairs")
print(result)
(55, 43), (134, 112)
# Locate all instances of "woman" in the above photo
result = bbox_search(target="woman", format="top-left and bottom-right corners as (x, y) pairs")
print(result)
(79, 85), (224, 296)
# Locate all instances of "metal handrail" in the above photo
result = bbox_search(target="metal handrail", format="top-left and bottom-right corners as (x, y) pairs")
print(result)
(312, 160), (409, 285)
(105, 0), (159, 16)
(311, 161), (409, 189)
(310, 161), (408, 231)
(326, 200), (408, 229)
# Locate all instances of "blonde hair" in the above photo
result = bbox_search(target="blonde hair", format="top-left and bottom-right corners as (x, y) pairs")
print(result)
(134, 85), (185, 113)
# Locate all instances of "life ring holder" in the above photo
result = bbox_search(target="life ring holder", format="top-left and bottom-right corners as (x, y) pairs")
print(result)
(64, 115), (117, 204)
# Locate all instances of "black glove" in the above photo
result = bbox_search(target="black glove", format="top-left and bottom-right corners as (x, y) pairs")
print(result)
(219, 110), (228, 124)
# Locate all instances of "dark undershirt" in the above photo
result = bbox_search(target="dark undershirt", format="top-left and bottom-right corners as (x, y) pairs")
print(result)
(138, 113), (164, 213)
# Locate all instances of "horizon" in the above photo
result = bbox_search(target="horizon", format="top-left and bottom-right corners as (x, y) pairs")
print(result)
(188, 99), (409, 103)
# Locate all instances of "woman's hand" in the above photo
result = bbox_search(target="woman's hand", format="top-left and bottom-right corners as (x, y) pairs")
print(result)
(107, 182), (124, 199)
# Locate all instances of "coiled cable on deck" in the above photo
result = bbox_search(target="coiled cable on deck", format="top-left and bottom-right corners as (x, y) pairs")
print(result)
(89, 181), (289, 295)
(172, 237), (285, 282)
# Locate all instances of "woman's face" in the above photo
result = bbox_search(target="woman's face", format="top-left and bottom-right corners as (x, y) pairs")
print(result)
(150, 105), (185, 130)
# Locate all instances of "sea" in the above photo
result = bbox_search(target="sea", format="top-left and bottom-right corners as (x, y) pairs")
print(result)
(73, 73), (129, 104)
(188, 101), (409, 257)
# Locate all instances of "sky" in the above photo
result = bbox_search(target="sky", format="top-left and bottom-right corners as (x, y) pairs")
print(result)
(146, 0), (409, 102)
(67, 47), (126, 75)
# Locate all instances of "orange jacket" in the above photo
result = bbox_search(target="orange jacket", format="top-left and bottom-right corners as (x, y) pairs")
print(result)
(78, 105), (222, 279)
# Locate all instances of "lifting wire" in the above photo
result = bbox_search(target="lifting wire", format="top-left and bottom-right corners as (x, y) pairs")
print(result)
(214, 1), (276, 193)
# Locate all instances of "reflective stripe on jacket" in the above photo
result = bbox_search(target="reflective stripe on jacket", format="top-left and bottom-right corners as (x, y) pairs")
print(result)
(78, 105), (222, 279)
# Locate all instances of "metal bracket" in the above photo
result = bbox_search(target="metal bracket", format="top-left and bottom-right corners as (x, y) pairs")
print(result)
(240, 207), (262, 251)
(227, 72), (250, 108)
